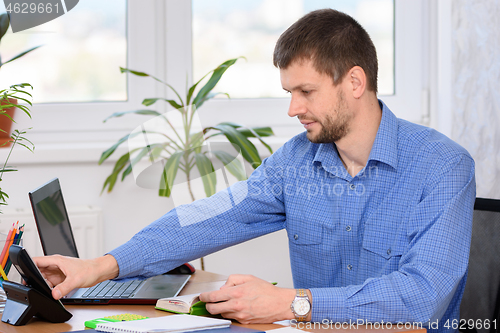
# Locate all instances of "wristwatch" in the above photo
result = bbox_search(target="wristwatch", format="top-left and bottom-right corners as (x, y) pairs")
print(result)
(290, 289), (311, 321)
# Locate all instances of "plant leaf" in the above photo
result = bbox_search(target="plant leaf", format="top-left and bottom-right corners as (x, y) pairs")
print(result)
(103, 109), (162, 123)
(99, 133), (130, 164)
(120, 67), (185, 106)
(209, 124), (261, 168)
(189, 131), (204, 153)
(121, 146), (152, 180)
(2, 45), (42, 67)
(101, 152), (130, 194)
(193, 58), (241, 109)
(197, 92), (230, 107)
(0, 13), (9, 41)
(159, 151), (183, 197)
(212, 150), (247, 181)
(142, 98), (183, 110)
(195, 153), (216, 197)
(211, 123), (274, 154)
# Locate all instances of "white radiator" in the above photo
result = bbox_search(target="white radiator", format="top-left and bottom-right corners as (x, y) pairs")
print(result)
(0, 206), (103, 259)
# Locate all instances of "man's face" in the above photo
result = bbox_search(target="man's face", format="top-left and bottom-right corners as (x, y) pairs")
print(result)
(280, 59), (353, 143)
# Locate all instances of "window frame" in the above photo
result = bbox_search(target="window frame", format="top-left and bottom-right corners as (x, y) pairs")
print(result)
(7, 0), (431, 161)
(165, 0), (428, 148)
(11, 1), (166, 146)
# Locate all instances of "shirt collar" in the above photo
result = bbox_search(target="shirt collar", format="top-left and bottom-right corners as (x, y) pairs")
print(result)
(367, 100), (398, 170)
(312, 99), (398, 173)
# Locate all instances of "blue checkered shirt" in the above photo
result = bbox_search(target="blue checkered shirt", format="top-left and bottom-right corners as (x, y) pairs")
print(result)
(110, 100), (475, 333)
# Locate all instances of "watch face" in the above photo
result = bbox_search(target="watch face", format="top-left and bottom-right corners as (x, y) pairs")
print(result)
(293, 298), (311, 316)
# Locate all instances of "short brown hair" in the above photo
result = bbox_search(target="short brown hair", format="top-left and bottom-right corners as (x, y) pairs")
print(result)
(273, 9), (378, 93)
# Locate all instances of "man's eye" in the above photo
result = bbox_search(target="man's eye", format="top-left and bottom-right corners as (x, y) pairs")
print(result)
(302, 90), (310, 95)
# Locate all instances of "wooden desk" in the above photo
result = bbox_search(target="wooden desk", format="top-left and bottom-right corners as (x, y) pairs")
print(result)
(0, 271), (425, 333)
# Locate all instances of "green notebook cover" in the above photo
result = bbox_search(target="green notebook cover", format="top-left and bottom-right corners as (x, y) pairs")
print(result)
(156, 300), (210, 316)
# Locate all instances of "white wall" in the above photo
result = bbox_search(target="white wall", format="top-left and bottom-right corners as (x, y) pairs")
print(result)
(451, 0), (500, 199)
(0, 139), (295, 287)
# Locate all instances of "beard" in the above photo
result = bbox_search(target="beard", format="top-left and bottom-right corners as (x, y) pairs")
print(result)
(305, 90), (353, 143)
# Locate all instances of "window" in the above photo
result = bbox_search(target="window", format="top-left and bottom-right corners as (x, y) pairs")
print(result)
(167, 0), (427, 131)
(0, 0), (127, 103)
(2, 1), (429, 151)
(0, 1), (161, 147)
(192, 0), (395, 98)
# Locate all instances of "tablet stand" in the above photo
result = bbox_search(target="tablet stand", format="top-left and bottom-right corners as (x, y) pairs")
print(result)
(1, 281), (72, 326)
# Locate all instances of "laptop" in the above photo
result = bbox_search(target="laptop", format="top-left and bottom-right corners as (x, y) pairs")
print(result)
(28, 178), (191, 305)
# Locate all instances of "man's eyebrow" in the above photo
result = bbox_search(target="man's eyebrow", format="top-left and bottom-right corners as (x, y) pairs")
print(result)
(283, 84), (316, 92)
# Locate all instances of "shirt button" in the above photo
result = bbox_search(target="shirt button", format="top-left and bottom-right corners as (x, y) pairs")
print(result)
(350, 184), (355, 190)
(345, 226), (351, 232)
(347, 264), (353, 270)
(294, 234), (299, 240)
(387, 249), (392, 255)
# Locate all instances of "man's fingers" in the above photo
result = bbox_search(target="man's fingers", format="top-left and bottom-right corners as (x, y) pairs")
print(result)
(224, 274), (255, 287)
(51, 276), (78, 300)
(33, 255), (63, 269)
(199, 288), (231, 303)
(205, 299), (239, 316)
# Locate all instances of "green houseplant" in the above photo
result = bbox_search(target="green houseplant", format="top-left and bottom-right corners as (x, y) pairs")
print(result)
(0, 83), (34, 210)
(0, 13), (38, 210)
(99, 58), (274, 202)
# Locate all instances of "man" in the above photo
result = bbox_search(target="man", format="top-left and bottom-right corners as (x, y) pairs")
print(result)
(35, 9), (475, 331)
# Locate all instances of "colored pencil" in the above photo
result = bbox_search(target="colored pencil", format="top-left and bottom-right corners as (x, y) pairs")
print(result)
(4, 225), (24, 275)
(0, 223), (15, 268)
(1, 221), (18, 268)
(0, 264), (8, 281)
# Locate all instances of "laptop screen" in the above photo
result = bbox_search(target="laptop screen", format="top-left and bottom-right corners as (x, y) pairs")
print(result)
(29, 178), (79, 258)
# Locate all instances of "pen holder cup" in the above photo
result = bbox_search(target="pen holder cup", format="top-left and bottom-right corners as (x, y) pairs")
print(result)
(0, 232), (23, 313)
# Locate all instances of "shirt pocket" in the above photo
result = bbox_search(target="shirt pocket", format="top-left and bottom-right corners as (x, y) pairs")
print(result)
(361, 224), (406, 275)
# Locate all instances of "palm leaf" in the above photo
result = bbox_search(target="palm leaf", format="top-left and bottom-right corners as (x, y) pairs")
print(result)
(99, 132), (139, 164)
(159, 151), (183, 197)
(103, 109), (162, 123)
(217, 122), (274, 154)
(0, 13), (9, 40)
(120, 67), (185, 107)
(142, 97), (183, 111)
(195, 153), (216, 197)
(208, 124), (261, 168)
(192, 58), (241, 109)
(101, 152), (130, 193)
(121, 146), (152, 180)
(2, 45), (42, 67)
(212, 150), (247, 181)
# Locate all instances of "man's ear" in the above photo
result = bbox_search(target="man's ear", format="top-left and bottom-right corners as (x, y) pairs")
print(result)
(348, 66), (366, 99)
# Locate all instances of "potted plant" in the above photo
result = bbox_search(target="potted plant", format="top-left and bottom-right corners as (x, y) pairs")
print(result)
(0, 12), (38, 210)
(99, 58), (274, 201)
(99, 59), (274, 269)
(0, 12), (40, 146)
(0, 83), (34, 211)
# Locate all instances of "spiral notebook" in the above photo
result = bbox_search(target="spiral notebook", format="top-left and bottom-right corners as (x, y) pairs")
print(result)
(94, 314), (231, 333)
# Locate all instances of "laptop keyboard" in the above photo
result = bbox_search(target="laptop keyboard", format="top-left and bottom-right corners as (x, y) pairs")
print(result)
(82, 280), (144, 299)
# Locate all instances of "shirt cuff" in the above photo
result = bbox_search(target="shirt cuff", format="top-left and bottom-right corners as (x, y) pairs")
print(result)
(310, 287), (348, 322)
(107, 238), (145, 279)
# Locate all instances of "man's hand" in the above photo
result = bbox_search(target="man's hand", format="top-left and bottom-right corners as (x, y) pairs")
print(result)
(33, 254), (119, 300)
(199, 274), (298, 324)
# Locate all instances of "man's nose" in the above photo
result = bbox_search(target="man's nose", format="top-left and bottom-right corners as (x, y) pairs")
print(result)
(287, 94), (307, 118)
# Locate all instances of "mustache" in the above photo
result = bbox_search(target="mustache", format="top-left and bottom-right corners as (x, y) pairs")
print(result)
(298, 116), (319, 122)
